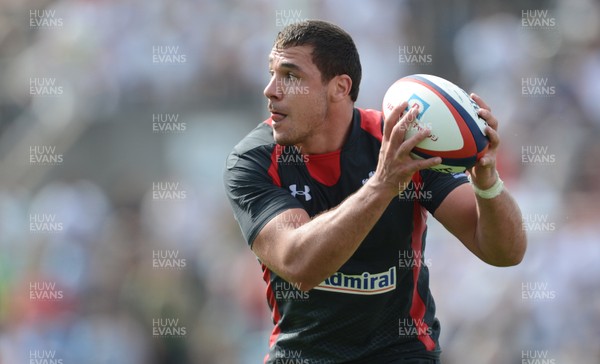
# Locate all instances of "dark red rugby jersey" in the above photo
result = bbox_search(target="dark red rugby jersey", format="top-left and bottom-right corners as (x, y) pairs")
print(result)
(223, 108), (468, 363)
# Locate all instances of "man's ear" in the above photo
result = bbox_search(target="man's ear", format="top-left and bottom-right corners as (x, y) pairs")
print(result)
(328, 74), (352, 102)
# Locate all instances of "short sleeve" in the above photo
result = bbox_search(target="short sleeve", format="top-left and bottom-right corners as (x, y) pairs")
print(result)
(419, 170), (469, 214)
(223, 147), (304, 247)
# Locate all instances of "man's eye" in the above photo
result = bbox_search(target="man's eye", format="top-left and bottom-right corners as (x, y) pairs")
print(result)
(287, 73), (298, 80)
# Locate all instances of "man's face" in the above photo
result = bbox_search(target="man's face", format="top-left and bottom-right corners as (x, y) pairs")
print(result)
(264, 45), (329, 147)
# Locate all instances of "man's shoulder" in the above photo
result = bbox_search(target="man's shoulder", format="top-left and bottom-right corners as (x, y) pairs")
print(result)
(230, 119), (275, 158)
(224, 119), (276, 178)
(355, 108), (384, 142)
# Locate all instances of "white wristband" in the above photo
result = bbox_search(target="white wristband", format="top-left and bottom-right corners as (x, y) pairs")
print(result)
(468, 171), (504, 199)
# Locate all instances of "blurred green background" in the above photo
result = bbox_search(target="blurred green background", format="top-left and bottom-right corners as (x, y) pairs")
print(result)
(1, 0), (599, 363)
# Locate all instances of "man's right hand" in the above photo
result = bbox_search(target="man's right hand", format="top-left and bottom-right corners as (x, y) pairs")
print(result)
(369, 101), (442, 199)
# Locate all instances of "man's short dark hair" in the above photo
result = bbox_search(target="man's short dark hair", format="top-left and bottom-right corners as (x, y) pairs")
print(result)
(274, 20), (362, 102)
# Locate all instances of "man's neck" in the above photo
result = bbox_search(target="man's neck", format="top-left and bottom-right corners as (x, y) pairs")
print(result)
(297, 105), (354, 155)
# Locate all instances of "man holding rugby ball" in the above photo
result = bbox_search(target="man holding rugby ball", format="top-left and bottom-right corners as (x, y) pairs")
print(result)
(224, 20), (526, 364)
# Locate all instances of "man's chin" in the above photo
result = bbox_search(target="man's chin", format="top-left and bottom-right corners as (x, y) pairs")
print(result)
(273, 132), (295, 146)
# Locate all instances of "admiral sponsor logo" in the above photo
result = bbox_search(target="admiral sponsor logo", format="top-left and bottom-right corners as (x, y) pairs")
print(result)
(29, 350), (63, 364)
(398, 318), (433, 337)
(521, 350), (556, 364)
(314, 267), (396, 295)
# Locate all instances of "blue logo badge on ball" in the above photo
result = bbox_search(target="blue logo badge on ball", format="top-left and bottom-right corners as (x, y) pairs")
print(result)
(405, 94), (430, 120)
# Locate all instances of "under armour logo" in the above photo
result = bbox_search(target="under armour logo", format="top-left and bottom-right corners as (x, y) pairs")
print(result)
(289, 184), (311, 201)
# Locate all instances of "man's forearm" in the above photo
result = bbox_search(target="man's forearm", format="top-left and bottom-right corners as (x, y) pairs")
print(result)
(281, 180), (395, 290)
(474, 190), (527, 266)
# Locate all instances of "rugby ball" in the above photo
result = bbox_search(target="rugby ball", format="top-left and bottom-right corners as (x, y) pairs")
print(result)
(382, 74), (489, 173)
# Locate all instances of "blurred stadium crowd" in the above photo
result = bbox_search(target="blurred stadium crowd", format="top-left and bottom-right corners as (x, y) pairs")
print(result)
(0, 0), (599, 363)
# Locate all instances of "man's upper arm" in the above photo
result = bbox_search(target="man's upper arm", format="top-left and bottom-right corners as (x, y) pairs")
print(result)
(223, 147), (304, 247)
(433, 183), (484, 259)
(418, 170), (484, 259)
(250, 208), (311, 281)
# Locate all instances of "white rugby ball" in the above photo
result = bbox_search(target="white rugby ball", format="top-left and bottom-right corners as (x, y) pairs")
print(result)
(382, 74), (489, 173)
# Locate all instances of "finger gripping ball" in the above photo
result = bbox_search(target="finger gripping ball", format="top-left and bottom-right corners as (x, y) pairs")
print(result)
(382, 74), (489, 173)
